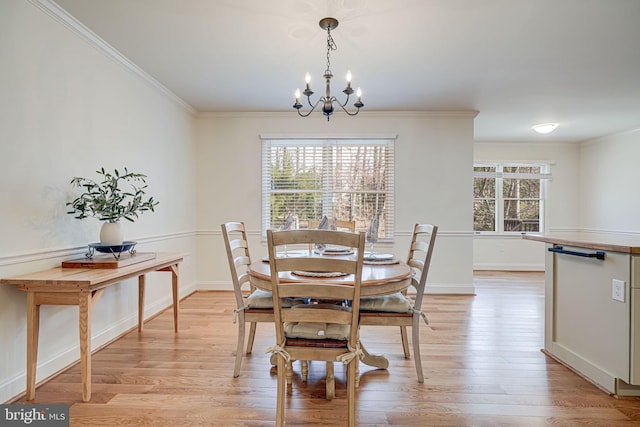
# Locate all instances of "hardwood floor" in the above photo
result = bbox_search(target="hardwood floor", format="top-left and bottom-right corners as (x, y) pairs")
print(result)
(13, 271), (640, 426)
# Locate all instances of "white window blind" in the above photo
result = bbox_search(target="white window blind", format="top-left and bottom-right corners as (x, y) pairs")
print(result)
(261, 138), (395, 240)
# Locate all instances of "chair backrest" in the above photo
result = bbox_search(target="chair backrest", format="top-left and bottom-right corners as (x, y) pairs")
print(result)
(309, 219), (356, 232)
(406, 224), (438, 310)
(266, 229), (366, 346)
(221, 222), (254, 309)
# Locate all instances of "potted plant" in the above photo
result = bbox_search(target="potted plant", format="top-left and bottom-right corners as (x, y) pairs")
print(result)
(66, 167), (159, 245)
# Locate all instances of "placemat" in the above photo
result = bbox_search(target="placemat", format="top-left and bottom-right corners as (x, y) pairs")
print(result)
(364, 258), (400, 265)
(292, 270), (349, 278)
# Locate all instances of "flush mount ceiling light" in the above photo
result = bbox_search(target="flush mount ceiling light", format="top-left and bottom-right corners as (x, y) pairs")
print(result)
(532, 123), (559, 134)
(293, 17), (364, 121)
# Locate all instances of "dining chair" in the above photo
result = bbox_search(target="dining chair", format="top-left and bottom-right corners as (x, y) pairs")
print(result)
(266, 228), (366, 427)
(222, 222), (297, 377)
(359, 223), (438, 383)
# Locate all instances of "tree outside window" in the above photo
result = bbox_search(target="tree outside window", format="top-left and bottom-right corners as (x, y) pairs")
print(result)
(474, 163), (550, 233)
(262, 139), (395, 240)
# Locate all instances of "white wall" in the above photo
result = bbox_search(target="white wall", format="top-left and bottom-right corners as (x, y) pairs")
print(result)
(578, 129), (640, 233)
(194, 111), (477, 295)
(0, 1), (198, 402)
(473, 141), (581, 270)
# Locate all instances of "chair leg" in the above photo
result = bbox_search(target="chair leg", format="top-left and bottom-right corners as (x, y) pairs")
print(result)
(286, 360), (293, 385)
(412, 317), (424, 383)
(276, 356), (286, 427)
(233, 316), (245, 377)
(301, 360), (309, 382)
(400, 326), (410, 358)
(347, 359), (356, 427)
(325, 362), (335, 400)
(246, 322), (257, 354)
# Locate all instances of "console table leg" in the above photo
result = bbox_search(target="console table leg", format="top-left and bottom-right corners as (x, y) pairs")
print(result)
(79, 291), (92, 402)
(138, 274), (146, 332)
(170, 264), (179, 332)
(26, 292), (39, 401)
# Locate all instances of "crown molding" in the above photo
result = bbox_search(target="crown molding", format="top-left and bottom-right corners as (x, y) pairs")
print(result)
(195, 110), (479, 119)
(28, 0), (196, 115)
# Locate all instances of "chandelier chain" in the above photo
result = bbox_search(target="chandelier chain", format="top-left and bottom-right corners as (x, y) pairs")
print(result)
(326, 28), (337, 74)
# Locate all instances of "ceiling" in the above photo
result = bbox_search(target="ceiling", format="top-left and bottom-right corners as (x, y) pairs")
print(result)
(52, 0), (640, 142)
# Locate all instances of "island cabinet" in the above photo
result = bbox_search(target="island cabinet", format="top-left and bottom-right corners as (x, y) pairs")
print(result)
(524, 233), (640, 396)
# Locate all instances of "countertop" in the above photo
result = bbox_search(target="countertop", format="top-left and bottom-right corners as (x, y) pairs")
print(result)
(523, 233), (640, 254)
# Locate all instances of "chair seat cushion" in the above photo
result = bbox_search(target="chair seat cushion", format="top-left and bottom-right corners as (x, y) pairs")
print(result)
(245, 289), (302, 309)
(360, 292), (413, 313)
(284, 322), (350, 340)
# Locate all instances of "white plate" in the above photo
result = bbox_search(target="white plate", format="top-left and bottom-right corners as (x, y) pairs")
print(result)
(314, 247), (354, 256)
(363, 252), (394, 261)
(262, 250), (311, 262)
(324, 245), (351, 252)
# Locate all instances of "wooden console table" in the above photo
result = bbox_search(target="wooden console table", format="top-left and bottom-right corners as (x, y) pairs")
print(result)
(0, 252), (184, 402)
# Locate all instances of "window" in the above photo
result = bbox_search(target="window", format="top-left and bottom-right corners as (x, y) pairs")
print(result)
(474, 163), (551, 233)
(261, 138), (395, 240)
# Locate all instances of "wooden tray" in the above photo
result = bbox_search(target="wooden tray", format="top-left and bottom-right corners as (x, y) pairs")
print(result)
(62, 252), (156, 269)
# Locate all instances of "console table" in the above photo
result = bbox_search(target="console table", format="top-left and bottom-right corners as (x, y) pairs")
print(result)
(0, 252), (184, 402)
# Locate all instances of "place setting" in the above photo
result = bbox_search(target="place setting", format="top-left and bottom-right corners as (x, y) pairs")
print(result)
(363, 252), (399, 265)
(364, 217), (399, 264)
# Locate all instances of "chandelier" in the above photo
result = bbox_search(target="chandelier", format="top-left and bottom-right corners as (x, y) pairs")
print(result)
(293, 17), (364, 121)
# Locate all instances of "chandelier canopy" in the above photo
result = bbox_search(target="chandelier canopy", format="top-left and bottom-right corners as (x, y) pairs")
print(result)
(293, 17), (364, 121)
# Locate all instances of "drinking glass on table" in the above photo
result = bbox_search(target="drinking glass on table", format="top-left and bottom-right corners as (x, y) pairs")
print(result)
(314, 242), (326, 256)
(366, 217), (379, 255)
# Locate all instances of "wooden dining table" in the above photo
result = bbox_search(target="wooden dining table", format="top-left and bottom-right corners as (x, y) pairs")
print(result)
(247, 251), (414, 369)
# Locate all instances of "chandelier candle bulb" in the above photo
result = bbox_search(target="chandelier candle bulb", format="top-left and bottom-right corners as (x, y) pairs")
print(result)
(293, 89), (302, 109)
(355, 88), (363, 108)
(344, 71), (353, 93)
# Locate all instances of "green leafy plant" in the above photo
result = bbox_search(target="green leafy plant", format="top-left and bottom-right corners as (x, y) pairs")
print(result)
(66, 168), (159, 222)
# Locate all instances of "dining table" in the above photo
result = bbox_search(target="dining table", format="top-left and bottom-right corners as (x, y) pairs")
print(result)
(247, 250), (414, 369)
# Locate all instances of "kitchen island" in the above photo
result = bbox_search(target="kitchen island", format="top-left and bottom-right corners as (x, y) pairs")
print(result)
(524, 233), (640, 396)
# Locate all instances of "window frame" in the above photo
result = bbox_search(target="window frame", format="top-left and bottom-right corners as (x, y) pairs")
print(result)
(261, 137), (395, 241)
(473, 162), (551, 235)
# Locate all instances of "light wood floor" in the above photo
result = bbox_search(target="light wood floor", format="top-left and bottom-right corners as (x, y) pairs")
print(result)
(14, 271), (640, 426)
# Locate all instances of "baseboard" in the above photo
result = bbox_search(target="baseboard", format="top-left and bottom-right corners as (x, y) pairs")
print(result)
(425, 282), (475, 294)
(197, 280), (230, 291)
(473, 263), (544, 271)
(546, 342), (617, 395)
